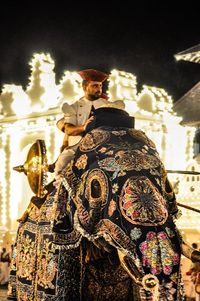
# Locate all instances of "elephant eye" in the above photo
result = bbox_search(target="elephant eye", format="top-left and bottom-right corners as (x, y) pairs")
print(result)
(91, 179), (101, 199)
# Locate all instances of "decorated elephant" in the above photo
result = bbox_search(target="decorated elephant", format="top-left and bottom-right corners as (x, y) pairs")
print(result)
(57, 106), (184, 300)
(8, 106), (200, 301)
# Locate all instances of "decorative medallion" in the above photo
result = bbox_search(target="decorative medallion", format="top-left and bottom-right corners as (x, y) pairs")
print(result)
(85, 169), (109, 207)
(120, 176), (168, 226)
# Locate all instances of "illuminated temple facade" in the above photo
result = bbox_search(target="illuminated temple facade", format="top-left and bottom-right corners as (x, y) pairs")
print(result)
(0, 53), (199, 247)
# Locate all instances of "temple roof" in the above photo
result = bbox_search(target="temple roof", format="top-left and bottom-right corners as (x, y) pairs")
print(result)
(173, 81), (200, 126)
(174, 44), (200, 64)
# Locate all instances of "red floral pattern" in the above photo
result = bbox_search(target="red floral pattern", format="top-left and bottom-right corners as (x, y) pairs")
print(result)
(120, 176), (168, 226)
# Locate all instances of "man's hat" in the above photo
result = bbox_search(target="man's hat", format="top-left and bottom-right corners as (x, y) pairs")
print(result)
(78, 69), (108, 82)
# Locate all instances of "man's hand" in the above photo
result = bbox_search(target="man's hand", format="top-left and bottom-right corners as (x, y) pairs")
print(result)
(83, 116), (94, 131)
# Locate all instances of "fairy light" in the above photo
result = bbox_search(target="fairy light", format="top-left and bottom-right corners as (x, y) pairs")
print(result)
(26, 53), (59, 111)
(108, 69), (137, 102)
(175, 52), (200, 64)
(9, 128), (23, 228)
(0, 133), (8, 226)
(0, 149), (6, 226)
(58, 71), (83, 105)
(2, 85), (31, 116)
(137, 86), (157, 112)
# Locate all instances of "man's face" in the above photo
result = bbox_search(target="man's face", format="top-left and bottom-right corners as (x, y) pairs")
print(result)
(84, 81), (103, 101)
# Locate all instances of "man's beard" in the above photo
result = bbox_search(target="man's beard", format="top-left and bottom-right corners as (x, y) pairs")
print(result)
(88, 92), (101, 101)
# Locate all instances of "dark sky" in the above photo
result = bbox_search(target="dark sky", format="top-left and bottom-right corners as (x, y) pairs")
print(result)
(1, 3), (200, 101)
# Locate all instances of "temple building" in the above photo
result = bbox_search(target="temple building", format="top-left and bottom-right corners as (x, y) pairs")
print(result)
(174, 43), (200, 64)
(173, 44), (200, 239)
(174, 43), (200, 127)
(0, 52), (199, 250)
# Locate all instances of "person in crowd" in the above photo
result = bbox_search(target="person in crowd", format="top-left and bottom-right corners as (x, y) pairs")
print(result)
(0, 247), (10, 285)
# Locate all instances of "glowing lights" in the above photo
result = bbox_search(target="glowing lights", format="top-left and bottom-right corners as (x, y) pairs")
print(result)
(175, 52), (200, 64)
(108, 69), (137, 102)
(58, 71), (83, 105)
(174, 44), (200, 65)
(2, 85), (31, 116)
(137, 85), (173, 113)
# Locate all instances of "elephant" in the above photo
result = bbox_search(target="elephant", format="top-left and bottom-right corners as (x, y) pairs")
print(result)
(54, 106), (199, 300)
(8, 106), (200, 301)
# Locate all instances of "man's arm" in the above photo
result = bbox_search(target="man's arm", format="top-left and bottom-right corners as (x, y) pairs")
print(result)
(64, 116), (94, 136)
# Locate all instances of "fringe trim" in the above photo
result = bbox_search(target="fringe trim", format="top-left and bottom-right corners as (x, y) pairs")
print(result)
(55, 235), (82, 251)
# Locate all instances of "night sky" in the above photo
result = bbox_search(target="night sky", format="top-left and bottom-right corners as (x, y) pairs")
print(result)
(1, 3), (200, 102)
